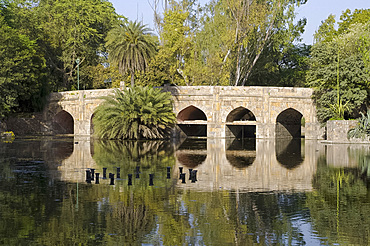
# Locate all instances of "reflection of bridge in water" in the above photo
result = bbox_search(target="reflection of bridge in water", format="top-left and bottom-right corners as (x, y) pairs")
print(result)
(174, 139), (321, 192)
(56, 137), (328, 192)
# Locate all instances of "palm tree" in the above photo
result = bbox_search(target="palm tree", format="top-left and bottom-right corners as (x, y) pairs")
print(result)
(106, 21), (157, 87)
(93, 87), (176, 140)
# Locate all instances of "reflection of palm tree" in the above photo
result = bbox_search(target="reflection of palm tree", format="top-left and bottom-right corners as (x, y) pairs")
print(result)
(106, 21), (157, 87)
(92, 139), (175, 168)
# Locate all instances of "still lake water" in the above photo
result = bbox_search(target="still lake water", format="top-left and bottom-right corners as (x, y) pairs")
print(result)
(1, 136), (370, 245)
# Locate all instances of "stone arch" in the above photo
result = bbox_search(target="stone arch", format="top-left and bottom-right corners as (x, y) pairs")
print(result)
(176, 105), (207, 137)
(225, 106), (257, 138)
(276, 108), (303, 139)
(226, 106), (256, 122)
(177, 105), (207, 122)
(52, 110), (74, 134)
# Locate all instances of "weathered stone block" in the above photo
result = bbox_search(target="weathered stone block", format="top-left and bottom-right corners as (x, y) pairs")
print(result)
(326, 120), (358, 142)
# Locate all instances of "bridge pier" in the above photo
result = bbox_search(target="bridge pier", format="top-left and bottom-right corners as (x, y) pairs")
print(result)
(74, 119), (91, 136)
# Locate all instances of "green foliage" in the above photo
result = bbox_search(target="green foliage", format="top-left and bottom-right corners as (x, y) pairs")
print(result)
(138, 7), (193, 86)
(314, 14), (336, 43)
(84, 64), (124, 89)
(348, 110), (370, 140)
(106, 21), (157, 87)
(93, 87), (176, 140)
(217, 0), (308, 86)
(328, 98), (349, 120)
(0, 0), (122, 117)
(248, 44), (311, 87)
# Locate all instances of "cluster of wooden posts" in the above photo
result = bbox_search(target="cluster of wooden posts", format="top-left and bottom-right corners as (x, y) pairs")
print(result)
(85, 166), (198, 186)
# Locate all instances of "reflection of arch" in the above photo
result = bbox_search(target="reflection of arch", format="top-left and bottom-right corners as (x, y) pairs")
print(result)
(46, 139), (74, 162)
(177, 105), (207, 121)
(176, 152), (207, 168)
(226, 106), (256, 122)
(90, 113), (95, 136)
(52, 110), (74, 134)
(276, 139), (304, 169)
(176, 139), (207, 168)
(276, 108), (303, 139)
(226, 152), (255, 169)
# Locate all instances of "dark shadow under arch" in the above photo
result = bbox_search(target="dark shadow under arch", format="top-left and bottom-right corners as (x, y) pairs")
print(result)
(177, 105), (207, 121)
(226, 107), (256, 138)
(226, 106), (256, 122)
(276, 108), (303, 139)
(52, 110), (74, 135)
(90, 113), (95, 136)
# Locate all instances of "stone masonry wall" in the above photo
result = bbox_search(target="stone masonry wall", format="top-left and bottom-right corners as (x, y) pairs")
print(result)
(326, 120), (358, 142)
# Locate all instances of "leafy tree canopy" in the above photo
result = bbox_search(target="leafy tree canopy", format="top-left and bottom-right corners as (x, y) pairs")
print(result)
(34, 0), (122, 91)
(0, 12), (45, 118)
(144, 0), (308, 86)
(0, 0), (122, 117)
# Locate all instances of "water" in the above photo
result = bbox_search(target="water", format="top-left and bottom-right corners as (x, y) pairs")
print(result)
(1, 136), (370, 245)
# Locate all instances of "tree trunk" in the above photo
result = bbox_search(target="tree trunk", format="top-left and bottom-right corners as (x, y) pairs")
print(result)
(130, 70), (135, 87)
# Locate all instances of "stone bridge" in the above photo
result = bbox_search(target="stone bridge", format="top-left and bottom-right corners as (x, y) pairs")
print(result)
(43, 86), (324, 139)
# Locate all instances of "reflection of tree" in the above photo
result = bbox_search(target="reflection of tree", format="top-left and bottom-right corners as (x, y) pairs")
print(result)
(307, 156), (370, 245)
(105, 192), (155, 244)
(349, 147), (370, 177)
(7, 138), (370, 245)
(154, 189), (309, 245)
(0, 158), (68, 245)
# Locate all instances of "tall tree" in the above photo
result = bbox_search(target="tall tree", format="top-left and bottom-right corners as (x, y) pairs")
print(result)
(105, 21), (157, 87)
(307, 10), (370, 123)
(34, 0), (120, 91)
(0, 6), (45, 118)
(150, 0), (307, 86)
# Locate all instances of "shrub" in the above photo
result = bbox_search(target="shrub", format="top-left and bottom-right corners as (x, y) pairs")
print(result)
(347, 110), (370, 140)
(93, 87), (176, 139)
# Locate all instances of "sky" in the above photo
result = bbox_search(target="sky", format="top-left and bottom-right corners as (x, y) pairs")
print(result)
(109, 0), (369, 44)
